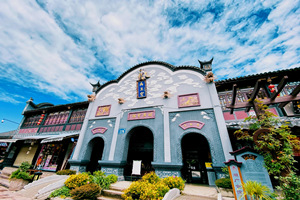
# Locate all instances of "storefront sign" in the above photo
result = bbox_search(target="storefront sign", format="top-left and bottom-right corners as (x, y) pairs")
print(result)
(178, 93), (200, 108)
(95, 105), (111, 117)
(91, 127), (107, 134)
(128, 110), (155, 121)
(179, 120), (205, 130)
(137, 80), (147, 98)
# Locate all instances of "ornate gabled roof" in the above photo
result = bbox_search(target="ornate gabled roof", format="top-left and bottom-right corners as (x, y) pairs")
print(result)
(24, 101), (89, 115)
(215, 67), (300, 91)
(95, 60), (206, 94)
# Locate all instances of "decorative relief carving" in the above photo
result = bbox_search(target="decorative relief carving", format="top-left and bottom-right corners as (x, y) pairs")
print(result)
(95, 105), (111, 117)
(91, 127), (107, 134)
(178, 93), (200, 108)
(179, 121), (205, 130)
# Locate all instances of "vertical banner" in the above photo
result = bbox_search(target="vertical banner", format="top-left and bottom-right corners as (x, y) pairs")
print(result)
(225, 160), (247, 200)
(137, 80), (146, 98)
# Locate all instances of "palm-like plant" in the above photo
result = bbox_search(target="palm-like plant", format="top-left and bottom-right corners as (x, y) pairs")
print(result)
(241, 180), (273, 200)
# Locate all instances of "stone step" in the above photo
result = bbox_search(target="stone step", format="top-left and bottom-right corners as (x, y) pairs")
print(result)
(102, 189), (123, 199)
(109, 184), (126, 191)
(0, 173), (10, 179)
(0, 178), (10, 188)
(98, 196), (122, 200)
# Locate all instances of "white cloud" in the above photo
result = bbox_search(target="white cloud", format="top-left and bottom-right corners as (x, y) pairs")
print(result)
(0, 0), (299, 104)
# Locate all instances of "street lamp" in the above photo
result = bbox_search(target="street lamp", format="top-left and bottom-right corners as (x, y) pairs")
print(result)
(1, 118), (19, 125)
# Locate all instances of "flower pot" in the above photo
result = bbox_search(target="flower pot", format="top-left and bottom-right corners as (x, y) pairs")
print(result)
(9, 178), (29, 191)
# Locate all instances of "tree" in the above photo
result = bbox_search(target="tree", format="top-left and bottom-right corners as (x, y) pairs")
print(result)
(234, 100), (300, 199)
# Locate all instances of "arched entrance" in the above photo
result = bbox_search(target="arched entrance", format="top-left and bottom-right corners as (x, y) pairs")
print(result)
(124, 126), (154, 179)
(86, 137), (104, 173)
(181, 133), (211, 184)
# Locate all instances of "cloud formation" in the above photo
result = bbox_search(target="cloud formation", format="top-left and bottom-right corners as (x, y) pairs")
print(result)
(0, 0), (299, 104)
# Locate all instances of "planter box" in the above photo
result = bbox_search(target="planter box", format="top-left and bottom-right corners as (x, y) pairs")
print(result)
(219, 187), (234, 198)
(9, 178), (29, 191)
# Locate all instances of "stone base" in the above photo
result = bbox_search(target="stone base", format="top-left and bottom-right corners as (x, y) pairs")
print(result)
(152, 162), (182, 178)
(68, 160), (89, 173)
(98, 161), (126, 181)
(9, 179), (29, 191)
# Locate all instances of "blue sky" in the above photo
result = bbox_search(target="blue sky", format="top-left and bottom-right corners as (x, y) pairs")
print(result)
(0, 0), (299, 132)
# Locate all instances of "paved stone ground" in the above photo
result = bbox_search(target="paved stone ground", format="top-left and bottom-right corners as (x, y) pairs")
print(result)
(0, 186), (31, 200)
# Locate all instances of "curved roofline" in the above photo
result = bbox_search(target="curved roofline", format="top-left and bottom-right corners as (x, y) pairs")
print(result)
(96, 60), (206, 94)
(215, 66), (300, 85)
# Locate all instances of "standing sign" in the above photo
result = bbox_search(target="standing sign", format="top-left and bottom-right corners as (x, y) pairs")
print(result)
(132, 160), (142, 175)
(225, 160), (247, 200)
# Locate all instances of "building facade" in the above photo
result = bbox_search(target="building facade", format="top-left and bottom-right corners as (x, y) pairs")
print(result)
(1, 60), (299, 186)
(69, 61), (233, 185)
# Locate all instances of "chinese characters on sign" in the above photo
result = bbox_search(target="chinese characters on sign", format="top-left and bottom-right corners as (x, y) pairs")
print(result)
(91, 127), (107, 134)
(178, 93), (200, 108)
(137, 80), (146, 99)
(179, 120), (205, 130)
(95, 105), (111, 117)
(128, 110), (155, 121)
(229, 165), (246, 200)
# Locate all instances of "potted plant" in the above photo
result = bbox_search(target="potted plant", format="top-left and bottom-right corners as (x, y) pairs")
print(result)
(9, 161), (33, 191)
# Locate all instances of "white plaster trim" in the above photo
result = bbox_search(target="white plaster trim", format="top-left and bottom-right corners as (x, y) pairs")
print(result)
(109, 113), (121, 161)
(164, 108), (171, 162)
(207, 83), (234, 161)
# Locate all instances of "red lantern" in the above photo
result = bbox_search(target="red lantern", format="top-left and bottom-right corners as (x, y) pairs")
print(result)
(268, 84), (275, 89)
(270, 88), (275, 93)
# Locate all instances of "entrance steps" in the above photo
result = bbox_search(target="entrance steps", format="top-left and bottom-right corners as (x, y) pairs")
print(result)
(98, 181), (131, 200)
(0, 167), (17, 188)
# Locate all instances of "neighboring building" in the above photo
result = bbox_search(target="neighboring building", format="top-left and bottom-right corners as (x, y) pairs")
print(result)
(1, 60), (299, 185)
(2, 99), (88, 172)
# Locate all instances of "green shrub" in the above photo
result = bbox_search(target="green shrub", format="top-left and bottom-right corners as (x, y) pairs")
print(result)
(153, 182), (170, 198)
(93, 170), (106, 177)
(65, 173), (93, 189)
(142, 171), (160, 184)
(19, 161), (32, 172)
(278, 174), (300, 200)
(106, 174), (118, 184)
(215, 178), (232, 189)
(10, 169), (33, 181)
(162, 176), (185, 192)
(93, 174), (111, 190)
(56, 169), (76, 175)
(49, 186), (71, 198)
(122, 181), (150, 200)
(123, 173), (185, 200)
(70, 183), (101, 200)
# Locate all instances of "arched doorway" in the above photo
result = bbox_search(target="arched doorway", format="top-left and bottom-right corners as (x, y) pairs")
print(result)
(124, 126), (154, 179)
(86, 137), (104, 173)
(181, 133), (211, 184)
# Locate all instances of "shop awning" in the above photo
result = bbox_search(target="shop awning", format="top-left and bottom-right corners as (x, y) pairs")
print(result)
(0, 139), (19, 143)
(40, 132), (79, 143)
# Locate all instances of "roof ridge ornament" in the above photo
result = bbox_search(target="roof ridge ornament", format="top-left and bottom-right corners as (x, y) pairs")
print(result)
(198, 57), (213, 71)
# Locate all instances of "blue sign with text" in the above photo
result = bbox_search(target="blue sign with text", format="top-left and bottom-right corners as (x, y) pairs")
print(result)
(137, 80), (146, 98)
